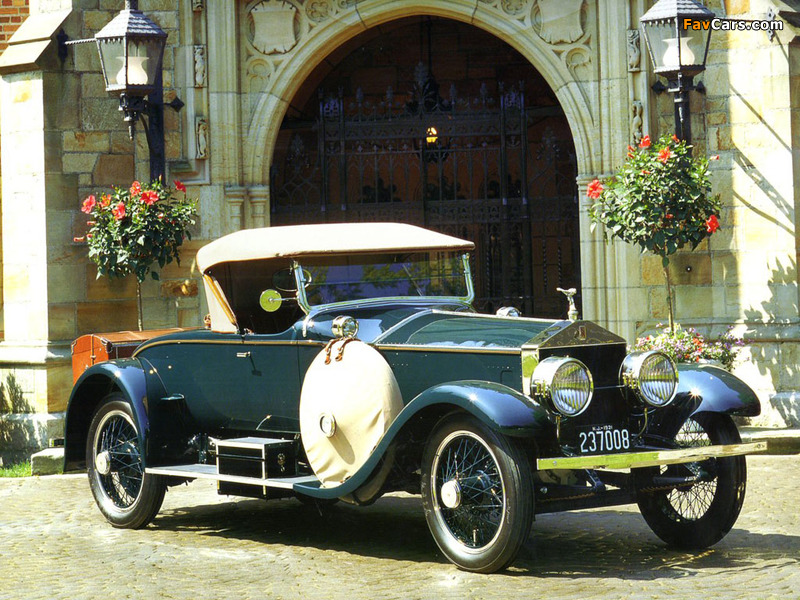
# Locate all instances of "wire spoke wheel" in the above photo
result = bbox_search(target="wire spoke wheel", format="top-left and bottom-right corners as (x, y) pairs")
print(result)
(421, 415), (533, 573)
(87, 396), (166, 529)
(636, 413), (746, 549)
(95, 411), (144, 508)
(435, 432), (505, 549)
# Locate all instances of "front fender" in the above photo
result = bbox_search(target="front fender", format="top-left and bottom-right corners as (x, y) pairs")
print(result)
(645, 363), (761, 442)
(403, 380), (553, 437)
(294, 380), (553, 499)
(678, 363), (761, 417)
(64, 359), (154, 471)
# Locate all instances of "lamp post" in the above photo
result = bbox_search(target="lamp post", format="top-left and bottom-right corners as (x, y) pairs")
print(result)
(91, 0), (181, 182)
(640, 0), (714, 143)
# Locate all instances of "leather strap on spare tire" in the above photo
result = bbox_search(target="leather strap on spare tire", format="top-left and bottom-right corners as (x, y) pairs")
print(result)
(299, 339), (403, 494)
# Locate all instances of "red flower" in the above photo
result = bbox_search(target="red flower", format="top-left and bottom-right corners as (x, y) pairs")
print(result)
(639, 135), (651, 148)
(657, 147), (672, 163)
(112, 201), (126, 221)
(129, 181), (142, 197)
(174, 180), (186, 193)
(141, 190), (159, 205)
(706, 214), (720, 233)
(100, 193), (111, 207)
(586, 179), (604, 199)
(671, 134), (680, 143)
(710, 154), (720, 161)
(640, 169), (650, 175)
(81, 195), (96, 214)
(665, 213), (674, 219)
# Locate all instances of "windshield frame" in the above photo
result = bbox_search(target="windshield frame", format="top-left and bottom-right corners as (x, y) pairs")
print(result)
(292, 252), (475, 314)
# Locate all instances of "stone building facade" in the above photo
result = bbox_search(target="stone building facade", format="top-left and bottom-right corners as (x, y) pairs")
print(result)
(0, 0), (798, 457)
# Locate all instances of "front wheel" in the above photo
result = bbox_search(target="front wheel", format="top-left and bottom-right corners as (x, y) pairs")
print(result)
(86, 395), (166, 528)
(421, 415), (533, 573)
(636, 413), (746, 548)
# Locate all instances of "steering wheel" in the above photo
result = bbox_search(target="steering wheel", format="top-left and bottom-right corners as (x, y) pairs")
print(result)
(273, 267), (313, 292)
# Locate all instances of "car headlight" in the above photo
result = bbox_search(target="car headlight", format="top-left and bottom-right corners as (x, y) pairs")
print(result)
(621, 351), (678, 407)
(531, 357), (593, 417)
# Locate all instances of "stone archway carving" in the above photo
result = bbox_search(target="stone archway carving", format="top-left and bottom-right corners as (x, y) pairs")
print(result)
(241, 0), (599, 185)
(228, 0), (632, 329)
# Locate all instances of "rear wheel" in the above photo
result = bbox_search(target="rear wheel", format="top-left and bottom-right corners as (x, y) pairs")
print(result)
(636, 413), (746, 548)
(86, 395), (166, 528)
(421, 415), (533, 573)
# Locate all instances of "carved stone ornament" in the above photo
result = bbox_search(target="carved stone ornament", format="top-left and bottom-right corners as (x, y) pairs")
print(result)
(196, 117), (208, 159)
(192, 0), (204, 11)
(501, 0), (527, 16)
(193, 45), (207, 88)
(631, 100), (643, 145)
(251, 0), (298, 55)
(627, 29), (641, 72)
(306, 0), (330, 22)
(536, 0), (584, 44)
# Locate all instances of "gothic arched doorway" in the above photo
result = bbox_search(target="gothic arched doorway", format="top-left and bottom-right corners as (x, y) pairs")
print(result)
(269, 17), (579, 318)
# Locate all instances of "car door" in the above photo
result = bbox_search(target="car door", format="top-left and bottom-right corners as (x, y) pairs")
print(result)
(139, 330), (301, 435)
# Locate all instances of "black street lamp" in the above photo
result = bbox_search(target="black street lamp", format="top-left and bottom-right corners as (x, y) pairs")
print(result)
(640, 0), (714, 143)
(71, 0), (182, 181)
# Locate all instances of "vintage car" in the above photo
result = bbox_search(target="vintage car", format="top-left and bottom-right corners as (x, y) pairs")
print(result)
(64, 222), (765, 573)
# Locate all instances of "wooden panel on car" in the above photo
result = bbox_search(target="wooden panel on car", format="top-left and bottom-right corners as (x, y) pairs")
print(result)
(71, 328), (187, 383)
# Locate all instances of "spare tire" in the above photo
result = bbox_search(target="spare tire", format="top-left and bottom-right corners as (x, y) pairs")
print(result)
(299, 339), (403, 491)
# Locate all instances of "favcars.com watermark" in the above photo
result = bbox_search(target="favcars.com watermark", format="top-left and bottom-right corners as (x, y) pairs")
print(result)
(683, 18), (783, 32)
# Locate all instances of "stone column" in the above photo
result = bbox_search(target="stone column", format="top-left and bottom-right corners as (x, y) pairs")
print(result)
(248, 185), (269, 228)
(0, 2), (77, 452)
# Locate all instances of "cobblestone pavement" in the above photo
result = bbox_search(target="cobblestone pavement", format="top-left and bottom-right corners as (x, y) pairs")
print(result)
(1, 456), (798, 600)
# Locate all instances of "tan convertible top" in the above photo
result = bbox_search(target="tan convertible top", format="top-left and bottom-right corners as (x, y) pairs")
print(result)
(196, 222), (474, 273)
(197, 223), (474, 333)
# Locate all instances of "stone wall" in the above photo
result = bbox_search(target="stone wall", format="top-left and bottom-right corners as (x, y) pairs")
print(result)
(641, 0), (799, 426)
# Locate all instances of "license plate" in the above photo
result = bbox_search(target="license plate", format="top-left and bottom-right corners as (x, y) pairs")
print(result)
(578, 425), (630, 454)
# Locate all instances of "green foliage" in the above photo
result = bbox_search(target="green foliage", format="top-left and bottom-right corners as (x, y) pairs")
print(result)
(0, 462), (31, 478)
(79, 179), (197, 283)
(588, 134), (721, 268)
(634, 325), (743, 372)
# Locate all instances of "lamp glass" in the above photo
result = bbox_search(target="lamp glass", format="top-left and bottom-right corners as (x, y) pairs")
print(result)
(642, 20), (676, 72)
(642, 17), (711, 77)
(97, 37), (124, 90)
(128, 37), (164, 87)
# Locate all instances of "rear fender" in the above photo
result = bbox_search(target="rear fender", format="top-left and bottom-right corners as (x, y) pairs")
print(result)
(64, 359), (161, 472)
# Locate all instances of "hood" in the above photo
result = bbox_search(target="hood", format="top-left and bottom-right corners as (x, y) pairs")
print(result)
(375, 310), (556, 349)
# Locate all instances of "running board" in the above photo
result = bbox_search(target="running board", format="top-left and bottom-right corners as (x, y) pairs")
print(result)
(146, 463), (319, 490)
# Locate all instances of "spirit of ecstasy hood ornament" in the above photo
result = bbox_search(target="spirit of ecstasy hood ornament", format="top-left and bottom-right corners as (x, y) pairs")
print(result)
(556, 287), (579, 322)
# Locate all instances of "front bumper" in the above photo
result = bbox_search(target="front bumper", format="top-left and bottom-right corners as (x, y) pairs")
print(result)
(536, 441), (767, 471)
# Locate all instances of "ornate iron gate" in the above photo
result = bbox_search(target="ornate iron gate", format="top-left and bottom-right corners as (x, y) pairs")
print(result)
(270, 74), (579, 317)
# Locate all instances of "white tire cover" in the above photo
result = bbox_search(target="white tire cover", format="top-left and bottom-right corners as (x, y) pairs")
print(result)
(299, 340), (403, 488)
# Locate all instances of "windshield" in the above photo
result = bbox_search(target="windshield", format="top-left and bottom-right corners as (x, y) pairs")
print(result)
(296, 251), (471, 308)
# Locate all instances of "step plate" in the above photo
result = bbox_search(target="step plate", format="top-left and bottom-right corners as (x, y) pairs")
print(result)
(145, 464), (318, 490)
